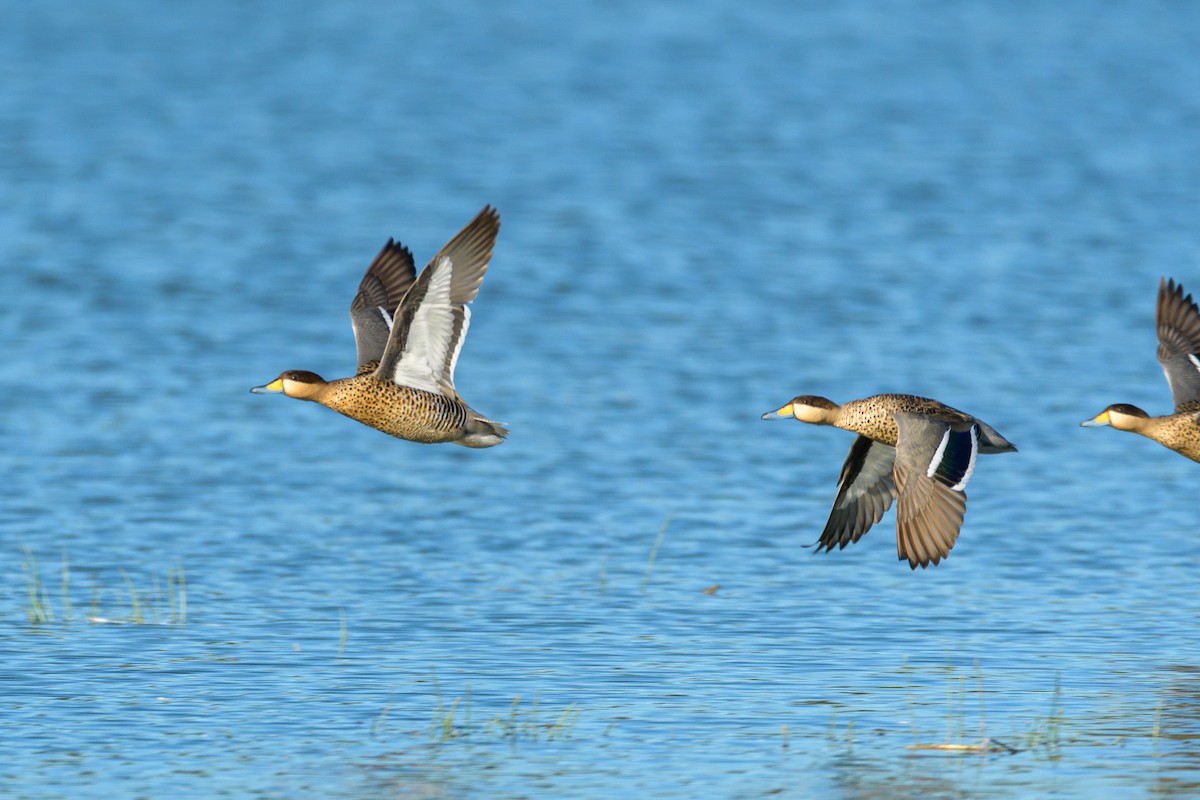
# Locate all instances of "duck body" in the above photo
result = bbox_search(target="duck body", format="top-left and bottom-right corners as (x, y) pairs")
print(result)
(252, 206), (507, 448)
(814, 393), (1015, 453)
(1082, 278), (1200, 463)
(763, 393), (1016, 569)
(262, 370), (505, 447)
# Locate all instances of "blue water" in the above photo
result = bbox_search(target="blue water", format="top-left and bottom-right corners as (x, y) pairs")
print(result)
(3, 1), (1200, 797)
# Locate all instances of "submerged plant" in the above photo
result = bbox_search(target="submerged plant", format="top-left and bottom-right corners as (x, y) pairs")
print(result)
(420, 673), (580, 743)
(1022, 674), (1064, 753)
(641, 517), (672, 592)
(825, 709), (853, 748)
(486, 694), (581, 742)
(906, 661), (1020, 755)
(21, 547), (54, 624)
(1152, 698), (1163, 756)
(337, 607), (347, 660)
(60, 550), (71, 621)
(427, 671), (470, 742)
(16, 549), (187, 626)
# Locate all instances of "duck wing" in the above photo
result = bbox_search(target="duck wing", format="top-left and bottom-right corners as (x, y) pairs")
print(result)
(816, 436), (898, 553)
(375, 206), (501, 397)
(350, 239), (417, 370)
(1156, 278), (1200, 413)
(892, 413), (978, 569)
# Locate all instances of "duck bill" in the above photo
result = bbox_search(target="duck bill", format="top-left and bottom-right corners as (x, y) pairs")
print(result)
(760, 403), (795, 421)
(250, 378), (284, 395)
(1080, 410), (1111, 427)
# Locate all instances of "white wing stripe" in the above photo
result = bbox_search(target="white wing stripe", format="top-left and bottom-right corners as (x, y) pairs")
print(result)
(446, 305), (470, 386)
(951, 427), (979, 492)
(927, 429), (950, 478)
(387, 256), (457, 394)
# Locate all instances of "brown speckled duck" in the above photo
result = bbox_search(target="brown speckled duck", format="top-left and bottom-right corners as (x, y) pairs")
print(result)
(762, 394), (1017, 569)
(251, 206), (507, 448)
(1082, 278), (1200, 462)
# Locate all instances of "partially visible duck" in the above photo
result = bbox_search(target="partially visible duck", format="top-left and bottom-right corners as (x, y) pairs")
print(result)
(1082, 278), (1200, 462)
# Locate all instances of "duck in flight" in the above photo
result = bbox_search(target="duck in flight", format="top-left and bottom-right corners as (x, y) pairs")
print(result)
(1082, 278), (1200, 462)
(762, 394), (1016, 569)
(252, 206), (507, 448)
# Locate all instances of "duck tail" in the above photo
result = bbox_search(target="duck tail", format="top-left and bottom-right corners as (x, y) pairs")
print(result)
(977, 422), (1017, 454)
(457, 414), (509, 448)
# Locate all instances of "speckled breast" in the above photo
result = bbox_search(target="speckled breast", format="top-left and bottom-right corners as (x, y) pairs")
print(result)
(837, 394), (969, 445)
(1159, 416), (1200, 462)
(321, 376), (473, 443)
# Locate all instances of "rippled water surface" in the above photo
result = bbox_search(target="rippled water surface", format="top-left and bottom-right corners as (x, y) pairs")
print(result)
(4, 1), (1200, 797)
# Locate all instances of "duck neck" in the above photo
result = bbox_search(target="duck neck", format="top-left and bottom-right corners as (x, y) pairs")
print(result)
(1110, 411), (1153, 434)
(283, 378), (331, 402)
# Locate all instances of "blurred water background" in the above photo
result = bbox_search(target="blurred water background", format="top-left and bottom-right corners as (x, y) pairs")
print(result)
(3, 1), (1200, 797)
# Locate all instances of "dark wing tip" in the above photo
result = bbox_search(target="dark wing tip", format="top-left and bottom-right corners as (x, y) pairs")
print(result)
(1158, 277), (1200, 358)
(351, 238), (418, 313)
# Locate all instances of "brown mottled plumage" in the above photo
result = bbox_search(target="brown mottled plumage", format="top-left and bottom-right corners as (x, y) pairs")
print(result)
(264, 370), (495, 444)
(763, 394), (1016, 569)
(252, 206), (507, 448)
(1082, 277), (1200, 462)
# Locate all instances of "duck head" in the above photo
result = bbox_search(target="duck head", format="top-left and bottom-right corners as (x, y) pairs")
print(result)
(761, 395), (841, 425)
(250, 370), (327, 401)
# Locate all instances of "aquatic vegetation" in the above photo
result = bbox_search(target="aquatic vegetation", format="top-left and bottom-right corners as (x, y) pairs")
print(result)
(902, 662), (1065, 758)
(826, 710), (855, 750)
(640, 517), (672, 592)
(20, 548), (55, 624)
(338, 607), (348, 660)
(428, 672), (467, 741)
(1020, 675), (1064, 753)
(375, 672), (582, 743)
(17, 549), (187, 626)
(485, 695), (581, 742)
(1152, 698), (1163, 756)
